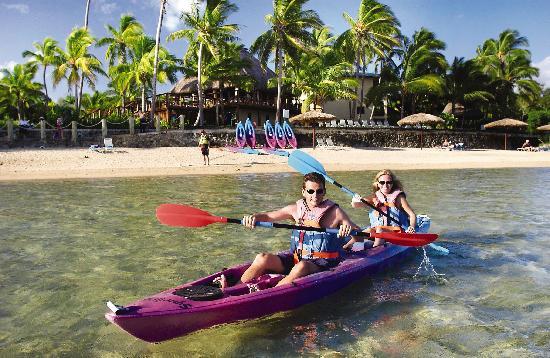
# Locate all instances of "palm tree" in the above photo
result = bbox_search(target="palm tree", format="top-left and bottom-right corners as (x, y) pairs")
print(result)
(151, 0), (167, 131)
(168, 0), (239, 126)
(84, 0), (91, 28)
(475, 29), (540, 117)
(22, 37), (60, 99)
(336, 0), (400, 118)
(251, 0), (323, 122)
(53, 27), (105, 116)
(97, 15), (144, 66)
(115, 35), (180, 112)
(444, 57), (493, 127)
(286, 27), (357, 111)
(0, 63), (44, 121)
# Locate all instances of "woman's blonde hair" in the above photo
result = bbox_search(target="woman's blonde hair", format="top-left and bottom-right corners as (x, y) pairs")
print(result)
(371, 169), (404, 193)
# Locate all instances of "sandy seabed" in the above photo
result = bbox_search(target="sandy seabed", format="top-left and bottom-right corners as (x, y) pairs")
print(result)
(0, 146), (549, 181)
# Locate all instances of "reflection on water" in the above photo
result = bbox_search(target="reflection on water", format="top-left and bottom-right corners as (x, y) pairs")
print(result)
(0, 168), (548, 356)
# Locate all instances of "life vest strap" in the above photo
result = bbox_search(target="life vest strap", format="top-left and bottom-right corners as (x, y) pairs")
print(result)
(370, 226), (403, 233)
(293, 250), (339, 264)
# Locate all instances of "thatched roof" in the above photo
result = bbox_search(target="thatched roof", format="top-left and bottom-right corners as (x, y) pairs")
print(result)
(397, 113), (445, 126)
(484, 118), (527, 129)
(442, 102), (464, 114)
(536, 124), (550, 131)
(289, 111), (336, 125)
(171, 48), (275, 94)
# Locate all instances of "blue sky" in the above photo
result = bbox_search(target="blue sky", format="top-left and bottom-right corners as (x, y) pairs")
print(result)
(1, 0), (549, 100)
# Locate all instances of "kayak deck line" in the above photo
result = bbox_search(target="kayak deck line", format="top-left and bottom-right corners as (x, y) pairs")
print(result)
(105, 244), (416, 343)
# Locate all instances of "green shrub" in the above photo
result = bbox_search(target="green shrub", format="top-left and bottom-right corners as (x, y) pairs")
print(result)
(527, 110), (550, 133)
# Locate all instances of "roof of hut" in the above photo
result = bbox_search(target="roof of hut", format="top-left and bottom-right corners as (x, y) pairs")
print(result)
(442, 102), (464, 114)
(171, 48), (275, 94)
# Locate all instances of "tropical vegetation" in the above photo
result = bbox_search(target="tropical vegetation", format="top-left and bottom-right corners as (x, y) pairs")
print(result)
(1, 0), (547, 133)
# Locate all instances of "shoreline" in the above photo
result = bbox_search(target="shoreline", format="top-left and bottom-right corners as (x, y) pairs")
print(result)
(1, 146), (549, 182)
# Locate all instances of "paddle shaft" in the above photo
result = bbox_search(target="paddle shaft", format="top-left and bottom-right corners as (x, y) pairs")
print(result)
(226, 218), (369, 237)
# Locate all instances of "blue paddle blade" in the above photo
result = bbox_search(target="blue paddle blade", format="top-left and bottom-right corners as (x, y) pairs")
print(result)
(288, 150), (327, 176)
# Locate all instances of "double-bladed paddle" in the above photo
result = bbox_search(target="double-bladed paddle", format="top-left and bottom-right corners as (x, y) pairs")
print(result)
(287, 150), (448, 254)
(156, 203), (439, 247)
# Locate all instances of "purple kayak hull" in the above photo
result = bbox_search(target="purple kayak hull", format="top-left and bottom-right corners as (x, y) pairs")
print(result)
(106, 245), (414, 343)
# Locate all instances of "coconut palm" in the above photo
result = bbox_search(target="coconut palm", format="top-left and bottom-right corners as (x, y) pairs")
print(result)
(22, 37), (60, 99)
(97, 14), (144, 66)
(53, 27), (105, 116)
(336, 0), (400, 118)
(151, 0), (167, 131)
(0, 63), (44, 121)
(444, 57), (493, 127)
(475, 29), (540, 117)
(168, 0), (239, 126)
(286, 27), (357, 112)
(115, 35), (180, 112)
(251, 0), (323, 122)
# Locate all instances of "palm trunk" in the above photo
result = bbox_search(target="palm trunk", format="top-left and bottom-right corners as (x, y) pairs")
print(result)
(400, 91), (405, 119)
(141, 86), (146, 112)
(78, 0), (91, 119)
(151, 0), (166, 132)
(197, 42), (204, 126)
(43, 65), (49, 99)
(275, 46), (283, 123)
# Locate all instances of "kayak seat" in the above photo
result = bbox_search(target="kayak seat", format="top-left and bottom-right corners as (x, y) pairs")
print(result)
(173, 285), (224, 301)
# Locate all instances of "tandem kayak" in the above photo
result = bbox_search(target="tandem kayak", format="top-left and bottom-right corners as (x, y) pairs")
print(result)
(105, 244), (416, 343)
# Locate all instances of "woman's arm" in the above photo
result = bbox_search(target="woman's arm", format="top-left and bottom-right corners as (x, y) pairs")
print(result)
(397, 195), (416, 233)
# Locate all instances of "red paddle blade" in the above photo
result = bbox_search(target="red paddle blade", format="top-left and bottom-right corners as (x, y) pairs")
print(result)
(372, 232), (439, 247)
(156, 204), (228, 227)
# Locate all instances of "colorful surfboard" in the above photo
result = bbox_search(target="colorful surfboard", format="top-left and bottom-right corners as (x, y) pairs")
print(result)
(274, 121), (287, 149)
(264, 121), (277, 148)
(244, 118), (256, 148)
(283, 121), (298, 148)
(235, 122), (246, 148)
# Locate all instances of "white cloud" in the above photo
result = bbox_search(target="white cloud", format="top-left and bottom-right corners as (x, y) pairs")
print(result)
(533, 56), (550, 89)
(144, 0), (198, 31)
(1, 3), (29, 14)
(0, 61), (18, 78)
(94, 0), (117, 15)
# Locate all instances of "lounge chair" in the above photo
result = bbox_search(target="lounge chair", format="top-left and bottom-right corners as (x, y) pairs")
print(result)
(316, 137), (326, 147)
(338, 119), (347, 127)
(325, 137), (336, 147)
(104, 138), (114, 152)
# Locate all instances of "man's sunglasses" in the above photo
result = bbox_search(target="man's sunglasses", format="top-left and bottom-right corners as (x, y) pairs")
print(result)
(378, 181), (393, 185)
(305, 188), (325, 195)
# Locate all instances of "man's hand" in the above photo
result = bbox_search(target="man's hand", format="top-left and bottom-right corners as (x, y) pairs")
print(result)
(337, 224), (353, 238)
(242, 215), (256, 229)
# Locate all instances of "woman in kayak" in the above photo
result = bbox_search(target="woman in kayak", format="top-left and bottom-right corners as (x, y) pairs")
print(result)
(351, 169), (416, 247)
(218, 172), (362, 289)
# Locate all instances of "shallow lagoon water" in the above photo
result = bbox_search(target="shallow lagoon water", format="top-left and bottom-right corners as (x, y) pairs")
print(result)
(0, 168), (548, 356)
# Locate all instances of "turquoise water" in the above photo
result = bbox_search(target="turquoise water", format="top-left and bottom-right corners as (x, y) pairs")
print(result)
(0, 169), (548, 356)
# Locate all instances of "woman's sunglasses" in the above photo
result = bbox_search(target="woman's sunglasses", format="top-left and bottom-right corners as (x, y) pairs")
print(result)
(378, 181), (393, 185)
(305, 188), (325, 195)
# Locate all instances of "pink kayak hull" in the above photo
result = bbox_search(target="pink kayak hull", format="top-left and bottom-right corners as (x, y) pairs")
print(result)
(106, 245), (414, 343)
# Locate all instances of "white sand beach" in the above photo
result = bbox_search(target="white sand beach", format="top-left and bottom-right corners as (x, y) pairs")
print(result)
(0, 146), (549, 181)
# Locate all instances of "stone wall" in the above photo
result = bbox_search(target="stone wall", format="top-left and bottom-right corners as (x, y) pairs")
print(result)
(2, 126), (541, 150)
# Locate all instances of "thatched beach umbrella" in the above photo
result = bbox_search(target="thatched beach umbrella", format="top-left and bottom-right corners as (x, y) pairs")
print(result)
(484, 118), (527, 150)
(536, 124), (550, 131)
(397, 113), (445, 150)
(290, 111), (336, 149)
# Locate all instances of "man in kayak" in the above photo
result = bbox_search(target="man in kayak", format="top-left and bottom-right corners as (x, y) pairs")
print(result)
(219, 172), (362, 288)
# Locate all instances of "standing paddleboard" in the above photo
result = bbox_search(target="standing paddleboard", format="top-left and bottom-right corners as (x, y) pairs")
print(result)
(235, 122), (246, 148)
(283, 121), (298, 148)
(244, 119), (256, 148)
(274, 122), (287, 148)
(264, 121), (277, 149)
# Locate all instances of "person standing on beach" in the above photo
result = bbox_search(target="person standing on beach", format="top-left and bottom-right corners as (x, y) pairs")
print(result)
(55, 117), (64, 140)
(351, 169), (416, 248)
(198, 130), (210, 165)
